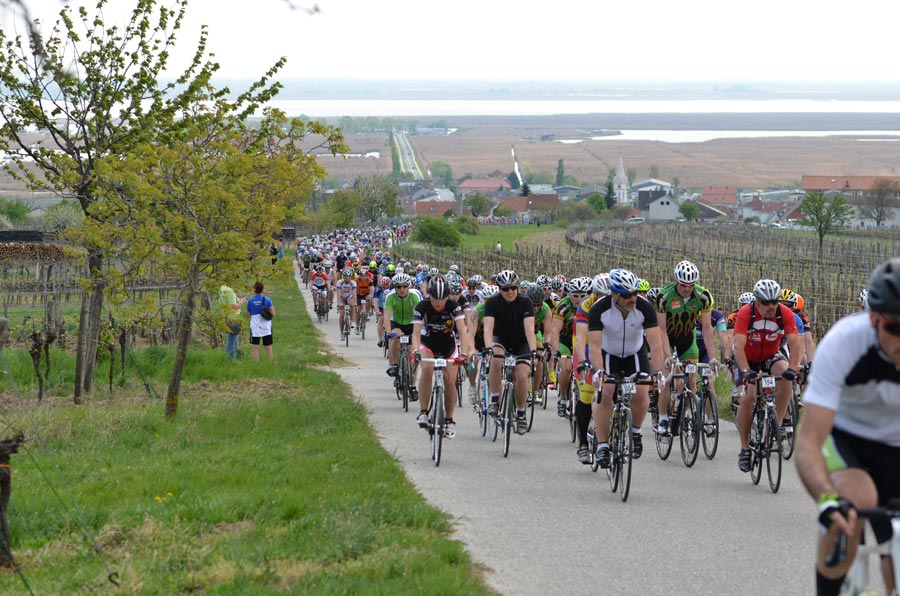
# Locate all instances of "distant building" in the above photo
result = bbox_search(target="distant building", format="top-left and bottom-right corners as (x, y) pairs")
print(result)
(614, 155), (629, 204)
(700, 185), (738, 207)
(801, 175), (900, 198)
(457, 178), (512, 198)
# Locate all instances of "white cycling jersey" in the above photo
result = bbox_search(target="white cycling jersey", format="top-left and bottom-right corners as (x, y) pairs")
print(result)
(587, 295), (658, 358)
(803, 311), (900, 446)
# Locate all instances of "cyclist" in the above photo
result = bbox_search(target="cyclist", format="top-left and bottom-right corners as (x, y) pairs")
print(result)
(309, 264), (331, 314)
(549, 276), (591, 419)
(483, 270), (537, 435)
(583, 269), (665, 467)
(411, 276), (472, 438)
(574, 273), (611, 404)
(467, 284), (499, 404)
(732, 278), (803, 473)
(795, 257), (900, 596)
(335, 268), (357, 338)
(654, 260), (717, 434)
(384, 273), (421, 401)
(375, 276), (391, 347)
(354, 265), (375, 331)
(526, 283), (553, 407)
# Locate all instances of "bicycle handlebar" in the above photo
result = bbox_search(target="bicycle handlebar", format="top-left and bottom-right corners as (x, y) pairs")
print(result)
(825, 502), (900, 567)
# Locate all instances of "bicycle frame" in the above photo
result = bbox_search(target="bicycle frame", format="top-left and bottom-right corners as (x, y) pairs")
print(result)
(419, 356), (464, 467)
(829, 505), (900, 596)
(748, 373), (783, 493)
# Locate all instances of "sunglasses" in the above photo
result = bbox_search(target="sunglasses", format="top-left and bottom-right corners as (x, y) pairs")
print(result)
(758, 299), (778, 306)
(395, 285), (409, 289)
(617, 291), (637, 299)
(500, 286), (518, 292)
(878, 315), (900, 337)
(570, 293), (587, 299)
(678, 282), (695, 288)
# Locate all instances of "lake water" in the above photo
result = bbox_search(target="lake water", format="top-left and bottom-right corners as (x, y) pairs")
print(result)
(559, 130), (900, 143)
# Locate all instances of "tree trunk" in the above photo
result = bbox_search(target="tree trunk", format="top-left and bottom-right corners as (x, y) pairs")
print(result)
(165, 288), (195, 419)
(82, 252), (106, 394)
(73, 292), (91, 404)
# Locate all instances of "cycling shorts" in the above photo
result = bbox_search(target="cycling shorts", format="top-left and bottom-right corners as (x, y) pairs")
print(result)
(419, 340), (458, 360)
(669, 333), (699, 362)
(491, 337), (531, 359)
(824, 427), (900, 544)
(390, 322), (414, 337)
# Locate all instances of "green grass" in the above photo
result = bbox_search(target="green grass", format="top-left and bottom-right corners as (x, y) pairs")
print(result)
(0, 262), (492, 595)
(459, 223), (544, 251)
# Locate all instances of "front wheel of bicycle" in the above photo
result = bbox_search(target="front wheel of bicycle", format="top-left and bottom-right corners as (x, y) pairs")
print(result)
(526, 382), (536, 433)
(618, 408), (634, 502)
(568, 383), (577, 443)
(750, 414), (763, 486)
(607, 417), (620, 493)
(700, 389), (720, 460)
(655, 408), (673, 461)
(766, 410), (782, 493)
(680, 391), (700, 468)
(502, 386), (514, 458)
(782, 392), (799, 461)
(432, 388), (444, 467)
(400, 358), (409, 412)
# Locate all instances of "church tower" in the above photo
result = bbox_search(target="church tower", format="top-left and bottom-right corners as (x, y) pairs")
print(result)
(614, 154), (629, 204)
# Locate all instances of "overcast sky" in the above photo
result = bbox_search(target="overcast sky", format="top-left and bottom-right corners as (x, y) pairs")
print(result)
(9, 0), (900, 83)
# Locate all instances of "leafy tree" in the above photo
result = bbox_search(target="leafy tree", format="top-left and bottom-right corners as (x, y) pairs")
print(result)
(454, 214), (480, 235)
(41, 199), (84, 231)
(611, 204), (634, 220)
(800, 191), (854, 255)
(586, 192), (606, 213)
(494, 205), (514, 218)
(859, 178), (898, 227)
(355, 175), (401, 222)
(605, 181), (616, 210)
(507, 171), (521, 190)
(562, 173), (580, 187)
(524, 167), (553, 185)
(626, 168), (636, 185)
(555, 159), (565, 187)
(311, 190), (362, 230)
(649, 164), (659, 179)
(413, 216), (461, 247)
(521, 183), (531, 197)
(0, 198), (30, 223)
(78, 108), (343, 417)
(679, 200), (701, 221)
(463, 193), (491, 217)
(672, 176), (681, 191)
(0, 0), (283, 400)
(430, 160), (453, 188)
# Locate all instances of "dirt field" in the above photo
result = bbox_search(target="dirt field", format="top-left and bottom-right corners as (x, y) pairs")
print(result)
(319, 113), (900, 188)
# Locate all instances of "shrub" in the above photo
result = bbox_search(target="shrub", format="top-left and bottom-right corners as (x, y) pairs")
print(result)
(413, 217), (462, 248)
(454, 214), (480, 235)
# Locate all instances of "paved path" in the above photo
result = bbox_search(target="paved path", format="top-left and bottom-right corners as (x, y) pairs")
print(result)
(294, 266), (817, 595)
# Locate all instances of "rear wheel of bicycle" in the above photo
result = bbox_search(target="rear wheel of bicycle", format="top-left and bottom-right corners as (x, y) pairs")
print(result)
(432, 389), (444, 467)
(619, 408), (634, 502)
(541, 360), (550, 410)
(526, 381), (536, 433)
(607, 415), (621, 494)
(400, 359), (409, 412)
(782, 393), (799, 460)
(456, 369), (463, 408)
(750, 414), (763, 485)
(502, 386), (513, 458)
(680, 391), (700, 468)
(766, 411), (783, 493)
(700, 389), (720, 460)
(655, 405), (673, 461)
(360, 315), (366, 340)
(588, 424), (599, 473)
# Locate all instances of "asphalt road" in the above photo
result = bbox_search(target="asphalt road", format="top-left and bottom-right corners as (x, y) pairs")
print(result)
(294, 265), (818, 595)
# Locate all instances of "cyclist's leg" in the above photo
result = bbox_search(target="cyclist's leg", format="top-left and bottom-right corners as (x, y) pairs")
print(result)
(417, 345), (436, 413)
(736, 365), (760, 450)
(488, 339), (505, 398)
(768, 355), (792, 423)
(512, 345), (531, 410)
(593, 353), (616, 443)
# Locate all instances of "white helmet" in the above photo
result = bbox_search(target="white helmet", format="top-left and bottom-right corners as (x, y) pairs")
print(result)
(391, 273), (412, 286)
(753, 279), (781, 302)
(738, 292), (755, 306)
(857, 288), (869, 309)
(674, 260), (700, 284)
(608, 268), (640, 294)
(567, 276), (592, 294)
(591, 273), (611, 296)
(482, 284), (499, 298)
(496, 270), (520, 287)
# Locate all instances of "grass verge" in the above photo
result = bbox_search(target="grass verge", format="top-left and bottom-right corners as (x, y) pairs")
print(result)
(0, 262), (493, 595)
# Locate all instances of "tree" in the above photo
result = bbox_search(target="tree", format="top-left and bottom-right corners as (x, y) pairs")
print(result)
(77, 108), (344, 417)
(430, 160), (453, 188)
(612, 204), (635, 220)
(586, 192), (606, 213)
(454, 214), (480, 235)
(40, 199), (84, 231)
(494, 205), (514, 218)
(463, 193), (491, 217)
(0, 0), (282, 401)
(672, 176), (681, 191)
(679, 200), (701, 221)
(626, 168), (636, 185)
(858, 178), (898, 227)
(311, 190), (362, 230)
(355, 175), (401, 222)
(413, 216), (462, 247)
(605, 181), (616, 210)
(649, 164), (659, 179)
(555, 159), (565, 187)
(507, 171), (520, 190)
(521, 183), (530, 197)
(800, 191), (854, 255)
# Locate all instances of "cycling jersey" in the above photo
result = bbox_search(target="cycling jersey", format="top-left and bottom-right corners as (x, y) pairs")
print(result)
(574, 294), (599, 326)
(803, 312), (900, 447)
(335, 279), (356, 299)
(695, 308), (726, 363)
(656, 283), (714, 339)
(733, 302), (798, 363)
(484, 293), (534, 347)
(413, 298), (464, 348)
(384, 292), (420, 325)
(355, 273), (373, 296)
(533, 302), (550, 340)
(553, 296), (577, 347)
(310, 272), (329, 289)
(587, 295), (658, 358)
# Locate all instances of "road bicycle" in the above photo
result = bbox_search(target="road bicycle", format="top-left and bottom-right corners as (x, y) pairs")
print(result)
(746, 373), (784, 493)
(653, 359), (701, 468)
(556, 355), (577, 443)
(358, 299), (368, 340)
(781, 363), (807, 461)
(474, 351), (492, 438)
(454, 339), (465, 407)
(589, 372), (655, 502)
(302, 266), (310, 288)
(390, 334), (414, 412)
(492, 351), (533, 458)
(825, 499), (900, 596)
(314, 289), (329, 324)
(418, 355), (466, 467)
(696, 362), (720, 460)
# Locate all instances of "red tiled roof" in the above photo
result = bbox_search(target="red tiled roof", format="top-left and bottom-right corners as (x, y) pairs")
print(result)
(801, 175), (900, 191)
(498, 194), (559, 213)
(458, 179), (512, 191)
(700, 185), (737, 205)
(415, 200), (460, 217)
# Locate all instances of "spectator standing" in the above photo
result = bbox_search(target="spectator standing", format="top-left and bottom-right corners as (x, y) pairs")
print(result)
(495, 240), (502, 254)
(218, 284), (247, 361)
(246, 281), (275, 360)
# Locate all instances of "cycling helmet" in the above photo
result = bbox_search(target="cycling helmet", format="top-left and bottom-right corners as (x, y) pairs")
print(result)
(428, 267), (439, 277)
(550, 278), (564, 292)
(369, 261), (377, 268)
(349, 252), (357, 259)
(637, 279), (651, 292)
(351, 261), (360, 269)
(314, 264), (324, 273)
(866, 257), (900, 314)
(646, 287), (660, 304)
(341, 267), (353, 277)
(394, 266), (404, 274)
(608, 268), (640, 294)
(482, 284), (499, 298)
(392, 273), (411, 286)
(525, 283), (545, 305)
(429, 276), (451, 299)
(446, 272), (463, 284)
(380, 276), (392, 288)
(858, 288), (869, 309)
(323, 260), (333, 268)
(779, 288), (796, 305)
(359, 266), (369, 274)
(535, 275), (552, 289)
(591, 273), (611, 296)
(387, 264), (395, 272)
(738, 292), (755, 306)
(449, 264), (460, 273)
(567, 277), (592, 294)
(794, 293), (805, 311)
(674, 260), (700, 284)
(449, 280), (463, 294)
(554, 274), (567, 284)
(496, 270), (520, 287)
(467, 274), (483, 288)
(752, 279), (781, 302)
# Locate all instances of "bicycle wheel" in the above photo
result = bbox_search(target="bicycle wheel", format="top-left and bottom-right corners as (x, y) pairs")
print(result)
(360, 313), (366, 340)
(700, 389), (720, 460)
(782, 391), (799, 461)
(568, 383), (577, 444)
(588, 424), (599, 473)
(680, 391), (699, 468)
(344, 315), (350, 347)
(655, 400), (673, 460)
(766, 410), (783, 493)
(383, 333), (389, 359)
(607, 413), (620, 493)
(502, 385), (513, 458)
(618, 408), (634, 502)
(526, 380), (536, 433)
(750, 412), (763, 485)
(541, 359), (550, 410)
(455, 368), (463, 408)
(432, 388), (444, 467)
(400, 357), (409, 412)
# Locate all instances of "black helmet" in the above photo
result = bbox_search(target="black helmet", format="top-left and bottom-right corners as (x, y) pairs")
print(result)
(867, 257), (900, 315)
(429, 276), (450, 299)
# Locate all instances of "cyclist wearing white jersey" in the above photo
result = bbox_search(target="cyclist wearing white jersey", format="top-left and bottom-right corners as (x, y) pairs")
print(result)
(796, 257), (900, 596)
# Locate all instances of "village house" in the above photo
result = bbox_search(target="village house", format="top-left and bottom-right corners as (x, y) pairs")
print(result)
(801, 175), (900, 228)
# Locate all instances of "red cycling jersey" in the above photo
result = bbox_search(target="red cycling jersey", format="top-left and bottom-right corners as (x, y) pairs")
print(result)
(733, 302), (798, 363)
